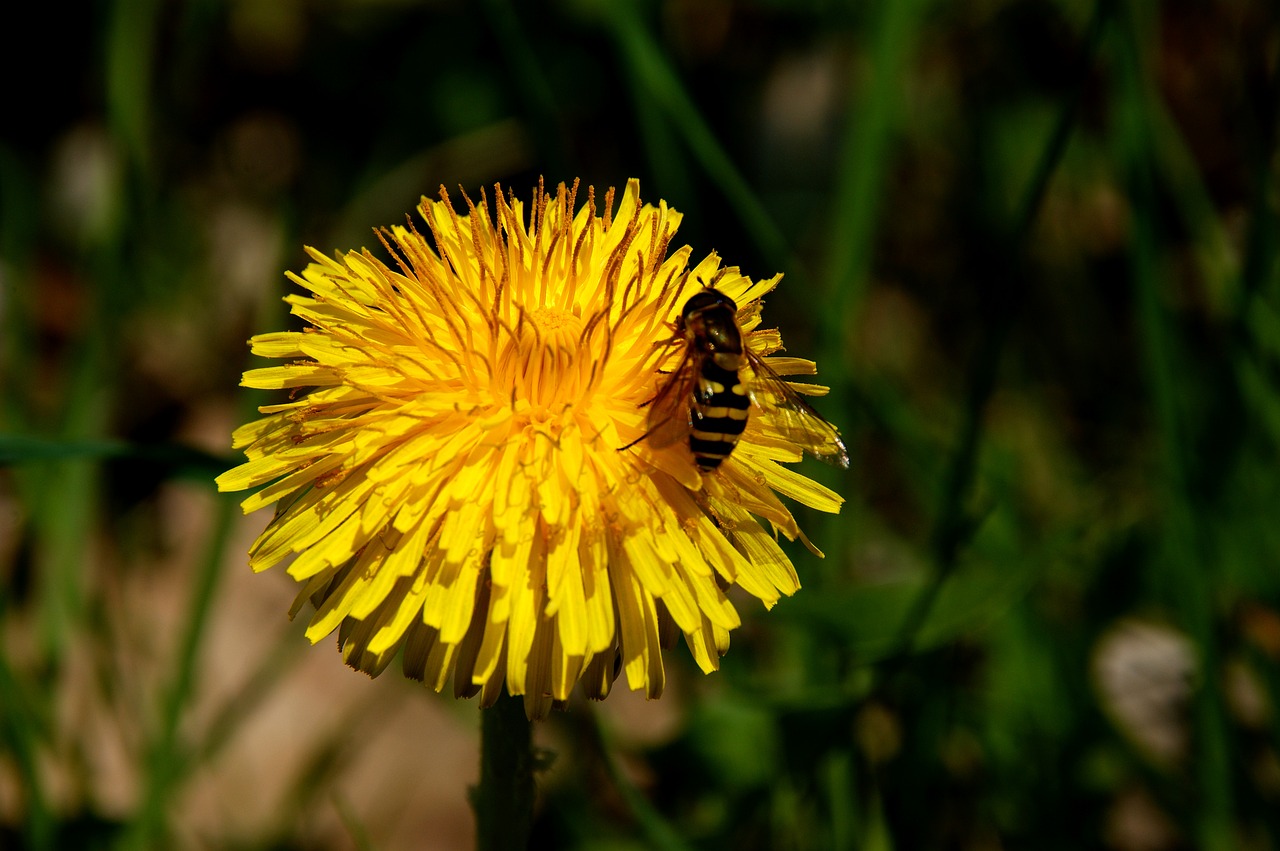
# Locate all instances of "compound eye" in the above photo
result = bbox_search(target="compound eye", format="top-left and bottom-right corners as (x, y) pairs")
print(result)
(682, 289), (733, 320)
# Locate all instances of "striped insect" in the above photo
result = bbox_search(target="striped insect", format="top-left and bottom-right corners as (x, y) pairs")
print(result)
(628, 286), (850, 472)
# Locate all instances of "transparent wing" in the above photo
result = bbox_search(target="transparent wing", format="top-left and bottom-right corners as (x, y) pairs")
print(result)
(617, 342), (697, 455)
(744, 350), (850, 468)
(641, 346), (699, 450)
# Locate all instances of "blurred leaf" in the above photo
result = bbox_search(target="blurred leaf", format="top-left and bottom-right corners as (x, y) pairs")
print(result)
(687, 696), (780, 793)
(777, 552), (1034, 664)
(778, 504), (1039, 665)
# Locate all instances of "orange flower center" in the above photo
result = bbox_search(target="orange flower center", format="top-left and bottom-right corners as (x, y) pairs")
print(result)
(495, 305), (590, 409)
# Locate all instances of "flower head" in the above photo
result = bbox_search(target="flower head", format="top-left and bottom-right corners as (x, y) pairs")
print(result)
(217, 179), (843, 718)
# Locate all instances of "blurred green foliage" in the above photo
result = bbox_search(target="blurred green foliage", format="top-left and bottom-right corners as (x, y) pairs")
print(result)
(2, 0), (1280, 849)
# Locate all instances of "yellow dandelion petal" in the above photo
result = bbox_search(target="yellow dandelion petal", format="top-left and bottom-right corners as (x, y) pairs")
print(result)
(219, 178), (847, 719)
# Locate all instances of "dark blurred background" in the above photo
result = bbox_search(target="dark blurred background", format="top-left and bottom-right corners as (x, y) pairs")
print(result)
(3, 0), (1280, 849)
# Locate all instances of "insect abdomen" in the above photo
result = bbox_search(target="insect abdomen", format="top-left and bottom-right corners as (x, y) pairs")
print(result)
(689, 354), (749, 470)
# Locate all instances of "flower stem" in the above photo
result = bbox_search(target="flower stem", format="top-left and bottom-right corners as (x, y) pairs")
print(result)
(474, 693), (534, 851)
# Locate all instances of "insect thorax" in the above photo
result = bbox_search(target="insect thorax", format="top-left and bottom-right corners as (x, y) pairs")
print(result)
(685, 303), (743, 356)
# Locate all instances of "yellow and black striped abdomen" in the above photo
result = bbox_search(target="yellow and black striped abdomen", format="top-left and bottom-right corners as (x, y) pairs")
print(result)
(689, 352), (749, 470)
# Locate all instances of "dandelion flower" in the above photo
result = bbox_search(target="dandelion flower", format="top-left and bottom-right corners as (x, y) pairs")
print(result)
(217, 179), (844, 718)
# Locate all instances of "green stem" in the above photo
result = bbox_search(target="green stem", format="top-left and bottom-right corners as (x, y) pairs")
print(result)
(474, 693), (535, 851)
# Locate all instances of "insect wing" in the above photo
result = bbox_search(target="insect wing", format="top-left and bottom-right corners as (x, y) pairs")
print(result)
(642, 346), (700, 450)
(745, 351), (850, 468)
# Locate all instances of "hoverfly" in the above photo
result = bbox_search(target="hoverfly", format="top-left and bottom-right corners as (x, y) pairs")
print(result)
(626, 285), (850, 472)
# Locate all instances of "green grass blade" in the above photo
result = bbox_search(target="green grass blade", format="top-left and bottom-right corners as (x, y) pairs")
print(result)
(479, 0), (570, 177)
(0, 435), (234, 481)
(105, 0), (163, 176)
(119, 493), (236, 850)
(602, 0), (799, 282)
(1115, 3), (1233, 846)
(334, 792), (378, 851)
(0, 640), (53, 850)
(890, 0), (1112, 658)
(823, 749), (856, 851)
(821, 0), (929, 330)
(182, 631), (304, 779)
(589, 706), (698, 851)
(621, 45), (699, 220)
